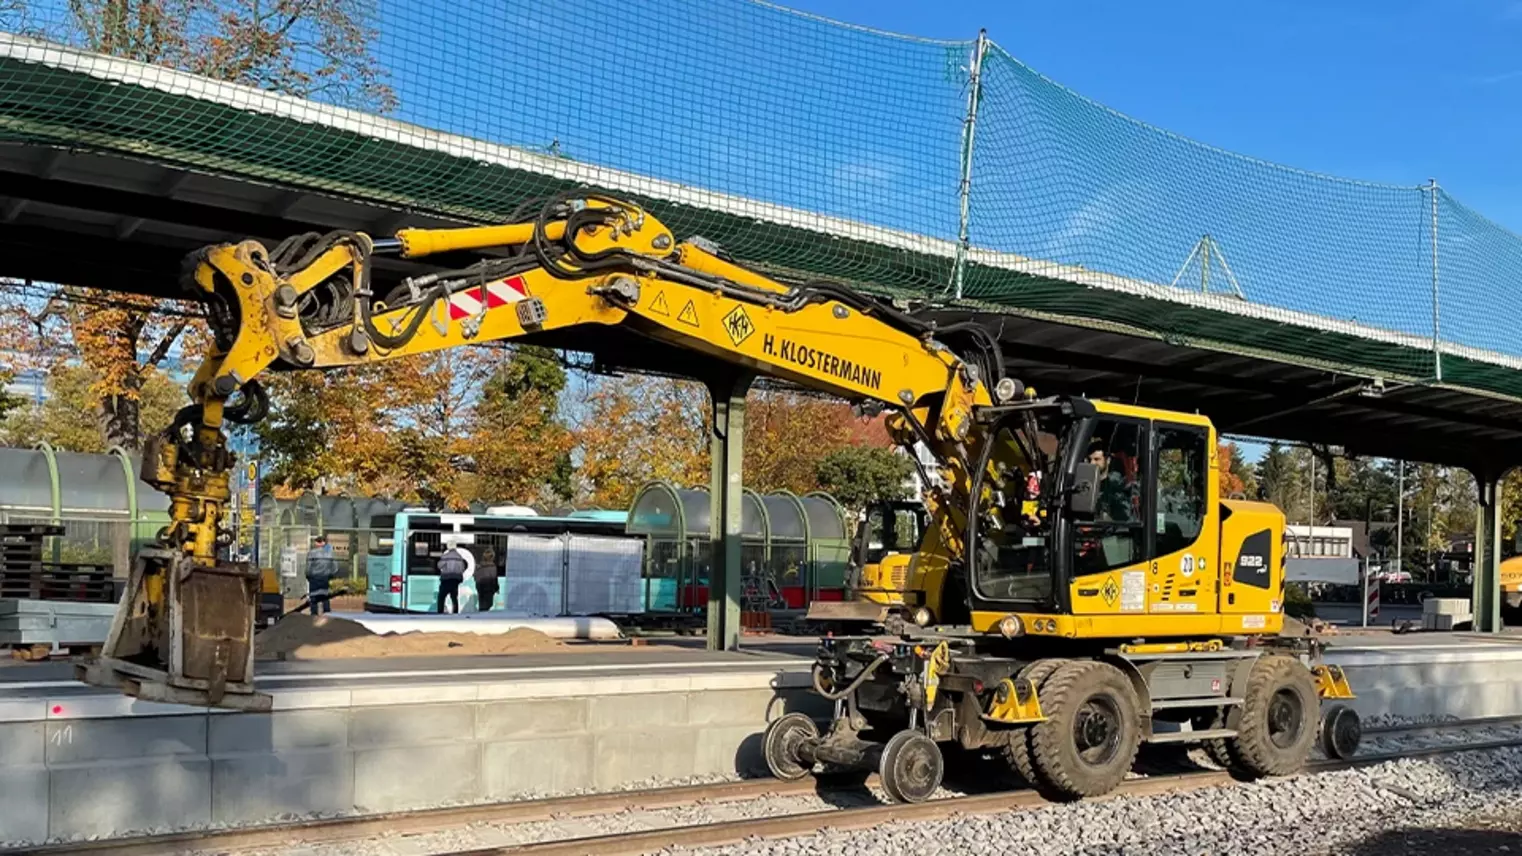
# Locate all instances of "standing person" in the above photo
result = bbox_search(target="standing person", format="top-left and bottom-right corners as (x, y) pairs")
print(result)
(305, 535), (336, 616)
(436, 543), (468, 614)
(476, 545), (500, 612)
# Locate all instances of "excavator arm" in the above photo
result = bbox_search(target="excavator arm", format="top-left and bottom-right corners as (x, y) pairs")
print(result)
(78, 193), (1023, 710)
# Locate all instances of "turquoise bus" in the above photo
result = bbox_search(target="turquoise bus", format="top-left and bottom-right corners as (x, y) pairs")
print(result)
(364, 509), (641, 614)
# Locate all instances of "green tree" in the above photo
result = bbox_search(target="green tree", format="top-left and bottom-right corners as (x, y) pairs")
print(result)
(458, 346), (574, 505)
(0, 362), (185, 452)
(1503, 470), (1522, 555)
(1328, 457), (1399, 524)
(815, 446), (915, 514)
(1257, 442), (1300, 514)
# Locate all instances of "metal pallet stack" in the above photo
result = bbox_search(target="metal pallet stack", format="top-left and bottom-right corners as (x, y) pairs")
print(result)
(0, 523), (118, 660)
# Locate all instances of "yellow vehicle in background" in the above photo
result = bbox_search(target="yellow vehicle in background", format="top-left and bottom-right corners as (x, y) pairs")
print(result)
(1501, 529), (1522, 622)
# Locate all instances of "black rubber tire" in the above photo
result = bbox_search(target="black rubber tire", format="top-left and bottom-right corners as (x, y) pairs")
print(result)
(1190, 710), (1234, 769)
(1000, 659), (1067, 786)
(1203, 734), (1234, 769)
(1029, 661), (1142, 800)
(1228, 655), (1320, 778)
(763, 713), (819, 781)
(879, 730), (944, 804)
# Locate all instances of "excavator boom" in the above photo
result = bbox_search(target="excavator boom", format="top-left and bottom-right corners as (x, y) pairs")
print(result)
(77, 193), (1015, 709)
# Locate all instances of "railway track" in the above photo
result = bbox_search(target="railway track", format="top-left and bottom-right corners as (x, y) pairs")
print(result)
(9, 717), (1522, 856)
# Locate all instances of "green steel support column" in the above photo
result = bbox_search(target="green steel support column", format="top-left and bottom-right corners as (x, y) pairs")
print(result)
(706, 373), (753, 651)
(1473, 472), (1503, 633)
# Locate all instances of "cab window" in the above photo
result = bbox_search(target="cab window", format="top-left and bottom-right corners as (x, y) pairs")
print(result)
(1154, 425), (1208, 556)
(1073, 419), (1145, 575)
(860, 506), (923, 565)
(975, 423), (1053, 602)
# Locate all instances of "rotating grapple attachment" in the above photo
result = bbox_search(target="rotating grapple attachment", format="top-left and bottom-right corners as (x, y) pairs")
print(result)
(75, 413), (270, 711)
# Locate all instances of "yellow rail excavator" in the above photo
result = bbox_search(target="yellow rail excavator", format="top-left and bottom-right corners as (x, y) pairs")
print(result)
(75, 192), (1359, 802)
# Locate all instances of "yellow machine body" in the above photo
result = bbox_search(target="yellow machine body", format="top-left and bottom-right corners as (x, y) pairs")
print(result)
(78, 192), (1317, 713)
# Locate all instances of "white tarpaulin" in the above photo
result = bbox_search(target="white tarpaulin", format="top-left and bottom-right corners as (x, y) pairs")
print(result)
(1285, 558), (1361, 586)
(564, 535), (645, 616)
(326, 611), (625, 639)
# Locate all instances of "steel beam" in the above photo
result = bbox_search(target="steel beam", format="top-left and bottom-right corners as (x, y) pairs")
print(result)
(1473, 471), (1504, 633)
(705, 373), (753, 651)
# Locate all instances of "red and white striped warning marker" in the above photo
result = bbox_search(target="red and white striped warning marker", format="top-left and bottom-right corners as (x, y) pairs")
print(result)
(447, 275), (530, 321)
(1366, 574), (1380, 622)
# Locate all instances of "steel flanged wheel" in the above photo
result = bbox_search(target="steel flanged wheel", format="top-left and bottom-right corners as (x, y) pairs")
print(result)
(879, 730), (944, 804)
(1320, 704), (1362, 760)
(763, 713), (819, 781)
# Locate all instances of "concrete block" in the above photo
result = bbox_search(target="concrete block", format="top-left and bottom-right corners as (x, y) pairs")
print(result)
(45, 714), (206, 764)
(482, 734), (595, 799)
(593, 729), (697, 788)
(353, 742), (480, 813)
(210, 709), (349, 755)
(694, 724), (767, 777)
(50, 759), (211, 840)
(0, 720), (45, 766)
(0, 766), (49, 844)
(1425, 598), (1470, 616)
(685, 689), (778, 727)
(589, 693), (687, 732)
(212, 750), (355, 824)
(349, 703), (474, 748)
(476, 697), (588, 740)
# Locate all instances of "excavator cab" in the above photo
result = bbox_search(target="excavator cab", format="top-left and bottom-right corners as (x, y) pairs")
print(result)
(773, 397), (1358, 803)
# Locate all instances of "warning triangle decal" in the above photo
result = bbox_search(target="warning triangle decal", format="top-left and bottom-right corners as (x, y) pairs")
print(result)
(650, 290), (671, 316)
(677, 300), (700, 327)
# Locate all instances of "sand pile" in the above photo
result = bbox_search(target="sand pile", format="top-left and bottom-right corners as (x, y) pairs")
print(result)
(255, 614), (565, 661)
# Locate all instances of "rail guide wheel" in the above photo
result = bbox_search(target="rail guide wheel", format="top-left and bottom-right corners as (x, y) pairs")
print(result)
(1320, 704), (1362, 760)
(763, 712), (819, 781)
(879, 729), (944, 804)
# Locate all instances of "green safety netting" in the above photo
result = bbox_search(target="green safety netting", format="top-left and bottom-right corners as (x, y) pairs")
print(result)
(2, 0), (1521, 398)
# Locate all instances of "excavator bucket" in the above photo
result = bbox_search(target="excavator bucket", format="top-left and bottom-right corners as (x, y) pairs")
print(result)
(77, 548), (270, 710)
(75, 433), (272, 711)
(804, 599), (892, 624)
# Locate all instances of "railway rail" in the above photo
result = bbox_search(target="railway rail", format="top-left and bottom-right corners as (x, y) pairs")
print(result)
(7, 717), (1522, 856)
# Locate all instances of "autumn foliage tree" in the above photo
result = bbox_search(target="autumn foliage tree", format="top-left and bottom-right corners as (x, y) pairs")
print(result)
(253, 346), (571, 509)
(572, 377), (901, 509)
(2, 0), (395, 451)
(573, 374), (709, 509)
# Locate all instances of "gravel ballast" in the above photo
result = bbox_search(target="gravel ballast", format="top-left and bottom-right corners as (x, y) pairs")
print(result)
(682, 747), (1522, 856)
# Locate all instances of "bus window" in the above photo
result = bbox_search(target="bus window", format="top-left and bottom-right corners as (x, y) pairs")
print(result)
(406, 529), (446, 574)
(368, 514), (397, 556)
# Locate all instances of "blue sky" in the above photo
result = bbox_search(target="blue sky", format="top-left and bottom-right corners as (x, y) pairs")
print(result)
(779, 0), (1522, 232)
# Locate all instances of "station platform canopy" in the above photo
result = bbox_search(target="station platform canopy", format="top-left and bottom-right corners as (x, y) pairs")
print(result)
(625, 481), (850, 611)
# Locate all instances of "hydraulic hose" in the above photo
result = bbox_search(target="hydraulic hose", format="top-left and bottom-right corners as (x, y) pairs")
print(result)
(812, 653), (890, 700)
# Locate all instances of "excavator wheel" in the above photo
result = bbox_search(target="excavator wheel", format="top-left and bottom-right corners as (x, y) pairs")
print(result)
(1190, 709), (1234, 769)
(763, 713), (819, 781)
(879, 729), (944, 804)
(1227, 655), (1320, 778)
(1000, 658), (1067, 786)
(1028, 660), (1141, 800)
